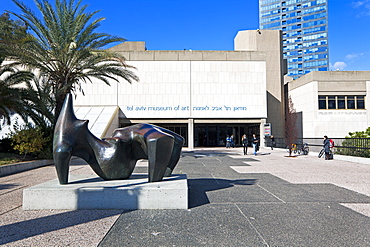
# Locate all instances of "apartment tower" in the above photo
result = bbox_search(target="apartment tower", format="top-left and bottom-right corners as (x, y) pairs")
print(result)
(259, 0), (329, 79)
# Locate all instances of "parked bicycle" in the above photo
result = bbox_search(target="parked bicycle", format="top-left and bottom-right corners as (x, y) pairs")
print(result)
(298, 143), (309, 155)
(286, 143), (309, 155)
(286, 143), (298, 154)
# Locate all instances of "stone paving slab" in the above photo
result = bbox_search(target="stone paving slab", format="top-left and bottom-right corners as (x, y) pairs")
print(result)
(98, 204), (266, 247)
(237, 202), (370, 246)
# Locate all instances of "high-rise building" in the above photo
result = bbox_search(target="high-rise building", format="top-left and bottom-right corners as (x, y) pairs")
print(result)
(259, 0), (329, 79)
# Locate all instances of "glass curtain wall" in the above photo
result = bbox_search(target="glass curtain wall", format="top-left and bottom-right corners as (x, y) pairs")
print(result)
(259, 0), (329, 79)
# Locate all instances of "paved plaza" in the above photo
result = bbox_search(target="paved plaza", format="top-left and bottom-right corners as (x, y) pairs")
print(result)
(1, 147), (370, 246)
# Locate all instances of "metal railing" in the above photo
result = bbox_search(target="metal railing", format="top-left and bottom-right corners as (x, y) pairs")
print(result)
(264, 137), (370, 158)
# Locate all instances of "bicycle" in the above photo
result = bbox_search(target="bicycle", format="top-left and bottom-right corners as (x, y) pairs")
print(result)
(318, 148), (325, 158)
(318, 148), (333, 158)
(286, 143), (298, 154)
(298, 143), (309, 155)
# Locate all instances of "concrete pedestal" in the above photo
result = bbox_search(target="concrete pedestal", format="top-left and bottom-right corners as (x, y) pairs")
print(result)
(23, 174), (188, 210)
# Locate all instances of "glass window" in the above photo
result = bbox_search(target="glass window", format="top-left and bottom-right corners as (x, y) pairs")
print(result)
(319, 96), (326, 109)
(357, 96), (365, 109)
(337, 96), (345, 109)
(347, 96), (355, 109)
(328, 96), (335, 109)
(318, 95), (364, 110)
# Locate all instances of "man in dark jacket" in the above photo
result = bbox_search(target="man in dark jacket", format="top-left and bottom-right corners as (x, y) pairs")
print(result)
(323, 135), (331, 160)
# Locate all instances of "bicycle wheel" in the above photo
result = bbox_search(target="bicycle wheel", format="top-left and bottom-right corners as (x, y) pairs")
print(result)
(318, 149), (324, 158)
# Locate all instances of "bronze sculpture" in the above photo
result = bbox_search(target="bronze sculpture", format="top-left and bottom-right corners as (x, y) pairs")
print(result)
(53, 94), (184, 184)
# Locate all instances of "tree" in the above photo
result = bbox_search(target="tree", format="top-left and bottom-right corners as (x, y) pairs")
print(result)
(0, 12), (29, 60)
(0, 58), (32, 128)
(0, 12), (53, 131)
(19, 76), (55, 130)
(285, 95), (298, 156)
(347, 127), (370, 138)
(5, 0), (138, 125)
(0, 55), (55, 130)
(0, 13), (30, 128)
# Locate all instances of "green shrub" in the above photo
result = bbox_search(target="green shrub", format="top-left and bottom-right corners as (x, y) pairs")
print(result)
(7, 123), (52, 159)
(336, 127), (370, 158)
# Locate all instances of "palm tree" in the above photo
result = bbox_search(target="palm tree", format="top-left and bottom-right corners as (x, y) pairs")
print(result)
(19, 76), (55, 130)
(0, 59), (54, 131)
(0, 59), (32, 128)
(5, 0), (138, 125)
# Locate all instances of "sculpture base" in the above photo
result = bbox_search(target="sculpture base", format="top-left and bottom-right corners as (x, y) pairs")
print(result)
(23, 174), (188, 210)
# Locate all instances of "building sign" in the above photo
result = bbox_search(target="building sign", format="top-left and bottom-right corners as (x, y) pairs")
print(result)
(125, 105), (248, 112)
(264, 123), (271, 136)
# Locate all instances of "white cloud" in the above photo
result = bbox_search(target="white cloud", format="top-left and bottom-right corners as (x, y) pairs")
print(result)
(353, 1), (366, 8)
(330, 61), (347, 71)
(346, 53), (365, 60)
(352, 0), (370, 16)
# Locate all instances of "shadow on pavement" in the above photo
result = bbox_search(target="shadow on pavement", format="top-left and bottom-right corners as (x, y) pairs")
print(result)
(0, 210), (124, 245)
(188, 178), (257, 208)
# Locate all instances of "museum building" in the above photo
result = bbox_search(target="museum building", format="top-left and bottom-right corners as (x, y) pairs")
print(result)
(72, 30), (287, 149)
(287, 71), (370, 139)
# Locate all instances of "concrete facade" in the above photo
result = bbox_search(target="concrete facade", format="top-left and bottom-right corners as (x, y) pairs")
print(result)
(73, 30), (286, 149)
(235, 30), (286, 142)
(288, 71), (370, 138)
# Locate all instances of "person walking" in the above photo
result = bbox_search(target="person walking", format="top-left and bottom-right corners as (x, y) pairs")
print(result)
(323, 135), (331, 160)
(242, 134), (248, 155)
(230, 135), (235, 148)
(270, 135), (275, 150)
(252, 134), (259, 155)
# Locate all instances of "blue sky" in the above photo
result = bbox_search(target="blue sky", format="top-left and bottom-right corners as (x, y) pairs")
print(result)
(1, 0), (369, 71)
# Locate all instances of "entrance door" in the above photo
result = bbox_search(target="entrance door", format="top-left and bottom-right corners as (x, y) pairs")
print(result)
(195, 125), (217, 147)
(208, 126), (217, 146)
(195, 126), (206, 146)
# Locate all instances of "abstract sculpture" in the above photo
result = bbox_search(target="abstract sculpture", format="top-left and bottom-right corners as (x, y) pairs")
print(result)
(53, 94), (184, 184)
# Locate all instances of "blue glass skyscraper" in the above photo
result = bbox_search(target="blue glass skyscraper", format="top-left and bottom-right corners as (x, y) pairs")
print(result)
(259, 0), (329, 79)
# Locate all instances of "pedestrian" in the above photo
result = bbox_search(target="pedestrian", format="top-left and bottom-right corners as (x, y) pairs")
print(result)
(252, 134), (259, 155)
(323, 135), (331, 160)
(226, 135), (231, 148)
(230, 135), (235, 148)
(242, 134), (248, 155)
(270, 135), (275, 150)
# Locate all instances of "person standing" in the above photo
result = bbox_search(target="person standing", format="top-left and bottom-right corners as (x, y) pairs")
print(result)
(226, 135), (231, 148)
(270, 135), (275, 150)
(230, 135), (235, 148)
(323, 135), (331, 160)
(252, 134), (259, 155)
(242, 134), (248, 155)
